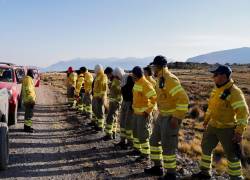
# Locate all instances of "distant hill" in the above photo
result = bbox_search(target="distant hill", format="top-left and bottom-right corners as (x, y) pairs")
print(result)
(41, 57), (157, 72)
(187, 47), (250, 64)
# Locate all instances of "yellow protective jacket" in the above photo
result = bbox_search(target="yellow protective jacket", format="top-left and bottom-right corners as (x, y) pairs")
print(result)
(75, 73), (84, 96)
(205, 79), (249, 134)
(156, 67), (189, 119)
(67, 72), (77, 88)
(132, 76), (157, 115)
(146, 75), (156, 88)
(109, 78), (122, 103)
(22, 76), (36, 104)
(83, 71), (93, 94)
(93, 70), (108, 98)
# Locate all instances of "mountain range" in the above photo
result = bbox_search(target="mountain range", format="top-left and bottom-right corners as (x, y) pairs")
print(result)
(187, 47), (250, 64)
(41, 47), (250, 72)
(41, 57), (156, 72)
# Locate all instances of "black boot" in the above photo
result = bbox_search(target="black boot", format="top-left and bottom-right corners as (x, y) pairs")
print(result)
(130, 149), (141, 156)
(24, 125), (34, 133)
(103, 134), (112, 141)
(191, 171), (211, 180)
(158, 173), (176, 180)
(88, 121), (95, 127)
(114, 141), (127, 150)
(144, 166), (164, 176)
(94, 126), (103, 132)
(135, 155), (149, 162)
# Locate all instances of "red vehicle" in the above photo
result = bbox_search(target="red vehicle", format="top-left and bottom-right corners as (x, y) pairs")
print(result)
(0, 63), (25, 126)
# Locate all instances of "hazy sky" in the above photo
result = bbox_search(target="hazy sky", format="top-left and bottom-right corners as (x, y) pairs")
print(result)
(0, 0), (250, 67)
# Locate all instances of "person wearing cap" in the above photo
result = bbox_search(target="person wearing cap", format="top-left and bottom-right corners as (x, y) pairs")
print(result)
(22, 69), (36, 133)
(144, 55), (189, 179)
(131, 66), (157, 161)
(192, 65), (249, 180)
(144, 66), (156, 88)
(74, 67), (85, 112)
(103, 67), (124, 141)
(144, 66), (158, 124)
(92, 64), (108, 131)
(66, 67), (77, 106)
(81, 67), (93, 119)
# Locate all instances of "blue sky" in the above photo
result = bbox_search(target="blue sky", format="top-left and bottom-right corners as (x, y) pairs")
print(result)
(0, 0), (250, 67)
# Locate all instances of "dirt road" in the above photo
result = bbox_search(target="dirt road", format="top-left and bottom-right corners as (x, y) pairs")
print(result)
(0, 85), (160, 180)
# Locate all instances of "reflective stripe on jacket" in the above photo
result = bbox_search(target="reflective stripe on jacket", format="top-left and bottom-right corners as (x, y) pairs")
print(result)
(84, 71), (93, 94)
(93, 71), (108, 98)
(146, 75), (156, 88)
(132, 76), (157, 115)
(67, 72), (77, 88)
(109, 78), (122, 103)
(75, 73), (84, 96)
(205, 79), (249, 134)
(22, 76), (36, 104)
(156, 67), (189, 119)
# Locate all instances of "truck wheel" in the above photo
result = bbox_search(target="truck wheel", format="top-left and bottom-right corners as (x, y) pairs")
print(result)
(0, 123), (9, 170)
(8, 104), (17, 126)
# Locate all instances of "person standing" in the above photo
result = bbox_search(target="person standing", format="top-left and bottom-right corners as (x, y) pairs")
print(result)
(192, 65), (249, 180)
(22, 69), (37, 133)
(92, 64), (108, 131)
(82, 67), (93, 119)
(103, 67), (124, 140)
(115, 73), (135, 149)
(66, 67), (77, 107)
(75, 67), (85, 112)
(132, 66), (157, 161)
(145, 55), (189, 180)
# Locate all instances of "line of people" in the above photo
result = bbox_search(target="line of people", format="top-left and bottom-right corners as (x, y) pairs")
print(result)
(66, 55), (249, 180)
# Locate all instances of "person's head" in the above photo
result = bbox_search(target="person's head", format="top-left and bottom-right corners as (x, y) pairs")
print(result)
(113, 67), (125, 80)
(67, 66), (73, 73)
(79, 66), (87, 74)
(27, 69), (34, 79)
(210, 65), (232, 86)
(149, 55), (168, 76)
(132, 66), (143, 81)
(143, 66), (152, 76)
(104, 67), (113, 80)
(94, 64), (103, 74)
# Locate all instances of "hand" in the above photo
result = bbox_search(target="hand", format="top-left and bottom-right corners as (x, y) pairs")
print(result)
(170, 117), (181, 129)
(232, 133), (243, 143)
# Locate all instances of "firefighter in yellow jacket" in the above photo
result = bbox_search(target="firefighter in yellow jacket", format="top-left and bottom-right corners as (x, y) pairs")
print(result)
(145, 56), (189, 180)
(103, 67), (125, 141)
(92, 64), (108, 131)
(22, 69), (37, 133)
(81, 67), (93, 118)
(74, 67), (85, 112)
(132, 66), (157, 161)
(144, 66), (156, 88)
(192, 65), (249, 180)
(66, 67), (77, 106)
